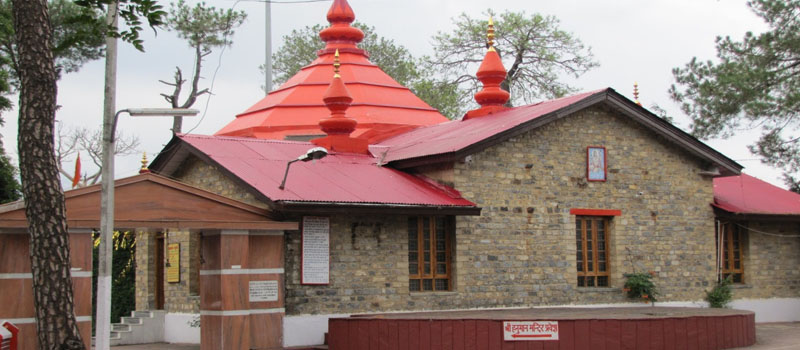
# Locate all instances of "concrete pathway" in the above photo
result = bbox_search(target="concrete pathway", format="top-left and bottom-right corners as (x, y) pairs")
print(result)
(106, 322), (800, 350)
(735, 322), (800, 350)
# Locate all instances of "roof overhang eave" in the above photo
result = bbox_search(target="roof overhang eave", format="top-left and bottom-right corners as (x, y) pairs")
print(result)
(712, 204), (800, 222)
(275, 201), (482, 216)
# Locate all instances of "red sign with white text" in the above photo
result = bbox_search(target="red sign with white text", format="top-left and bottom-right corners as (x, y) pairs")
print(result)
(503, 321), (559, 341)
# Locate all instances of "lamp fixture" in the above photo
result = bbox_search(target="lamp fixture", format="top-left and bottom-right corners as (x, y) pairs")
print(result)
(279, 147), (329, 190)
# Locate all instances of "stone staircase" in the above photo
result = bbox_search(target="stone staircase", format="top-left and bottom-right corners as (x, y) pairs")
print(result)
(93, 310), (166, 346)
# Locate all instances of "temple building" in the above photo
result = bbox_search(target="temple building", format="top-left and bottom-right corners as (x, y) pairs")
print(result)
(1, 0), (799, 349)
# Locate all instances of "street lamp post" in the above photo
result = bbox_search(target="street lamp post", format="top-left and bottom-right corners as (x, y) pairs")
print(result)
(96, 108), (198, 350)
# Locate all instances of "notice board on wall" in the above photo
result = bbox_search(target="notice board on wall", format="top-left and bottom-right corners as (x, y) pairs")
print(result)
(167, 243), (180, 283)
(301, 216), (330, 285)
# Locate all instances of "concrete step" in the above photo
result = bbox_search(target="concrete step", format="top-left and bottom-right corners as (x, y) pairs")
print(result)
(132, 310), (153, 318)
(122, 317), (142, 325)
(111, 323), (131, 332)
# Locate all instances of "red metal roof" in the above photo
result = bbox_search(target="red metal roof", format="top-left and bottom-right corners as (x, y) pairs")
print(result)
(713, 173), (800, 215)
(373, 89), (606, 163)
(178, 134), (475, 208)
(215, 0), (447, 142)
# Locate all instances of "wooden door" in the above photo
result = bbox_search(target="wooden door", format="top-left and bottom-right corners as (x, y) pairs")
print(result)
(155, 233), (165, 310)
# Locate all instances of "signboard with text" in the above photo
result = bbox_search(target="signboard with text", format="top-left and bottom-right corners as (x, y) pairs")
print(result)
(166, 243), (180, 283)
(503, 321), (559, 341)
(249, 280), (279, 302)
(301, 216), (330, 285)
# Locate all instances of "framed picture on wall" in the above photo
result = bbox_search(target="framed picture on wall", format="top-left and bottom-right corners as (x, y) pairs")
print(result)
(587, 146), (607, 182)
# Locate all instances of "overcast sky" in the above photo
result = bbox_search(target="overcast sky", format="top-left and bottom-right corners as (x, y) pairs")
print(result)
(0, 0), (782, 188)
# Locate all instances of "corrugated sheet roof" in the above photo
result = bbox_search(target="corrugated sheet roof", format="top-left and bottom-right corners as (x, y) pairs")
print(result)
(713, 174), (800, 215)
(179, 134), (475, 208)
(373, 90), (605, 163)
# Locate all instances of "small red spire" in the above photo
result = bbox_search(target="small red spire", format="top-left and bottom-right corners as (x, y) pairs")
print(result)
(464, 17), (510, 120)
(319, 0), (365, 54)
(312, 50), (369, 153)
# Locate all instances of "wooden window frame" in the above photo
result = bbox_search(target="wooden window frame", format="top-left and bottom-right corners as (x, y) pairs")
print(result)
(408, 216), (452, 292)
(719, 222), (745, 284)
(576, 216), (611, 287)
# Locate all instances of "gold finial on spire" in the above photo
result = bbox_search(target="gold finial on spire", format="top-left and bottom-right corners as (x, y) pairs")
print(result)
(139, 152), (150, 174)
(333, 49), (341, 78)
(487, 16), (496, 52)
(633, 82), (642, 106)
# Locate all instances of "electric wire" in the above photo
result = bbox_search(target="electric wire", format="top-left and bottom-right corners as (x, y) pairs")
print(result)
(734, 221), (800, 238)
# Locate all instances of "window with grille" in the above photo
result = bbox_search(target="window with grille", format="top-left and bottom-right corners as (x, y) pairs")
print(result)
(576, 216), (610, 287)
(720, 222), (745, 283)
(408, 216), (451, 292)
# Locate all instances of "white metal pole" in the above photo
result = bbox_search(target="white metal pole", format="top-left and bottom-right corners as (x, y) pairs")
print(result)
(265, 0), (273, 94)
(96, 2), (118, 349)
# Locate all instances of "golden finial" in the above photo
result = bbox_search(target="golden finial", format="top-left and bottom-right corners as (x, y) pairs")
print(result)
(140, 152), (149, 173)
(487, 16), (496, 52)
(633, 82), (642, 106)
(333, 49), (341, 78)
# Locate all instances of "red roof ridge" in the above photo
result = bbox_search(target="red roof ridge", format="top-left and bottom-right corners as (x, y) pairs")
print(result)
(179, 133), (312, 145)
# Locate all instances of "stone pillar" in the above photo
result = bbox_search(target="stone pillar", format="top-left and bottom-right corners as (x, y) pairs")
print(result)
(0, 228), (93, 350)
(200, 229), (285, 350)
(164, 229), (200, 313)
(135, 229), (155, 310)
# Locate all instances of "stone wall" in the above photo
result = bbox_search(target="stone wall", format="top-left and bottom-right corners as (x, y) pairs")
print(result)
(173, 155), (265, 208)
(134, 229), (200, 313)
(448, 106), (716, 305)
(135, 229), (155, 310)
(285, 214), (465, 315)
(732, 221), (800, 299)
(283, 106), (720, 315)
(165, 229), (200, 313)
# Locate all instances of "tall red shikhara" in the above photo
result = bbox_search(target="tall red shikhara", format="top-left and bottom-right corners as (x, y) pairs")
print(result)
(311, 49), (369, 154)
(318, 0), (365, 56)
(464, 17), (510, 120)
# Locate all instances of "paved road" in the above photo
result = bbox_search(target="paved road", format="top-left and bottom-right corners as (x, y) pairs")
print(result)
(106, 322), (800, 350)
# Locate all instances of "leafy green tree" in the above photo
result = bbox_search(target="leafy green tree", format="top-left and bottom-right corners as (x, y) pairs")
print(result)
(428, 10), (598, 107)
(73, 0), (167, 51)
(91, 231), (136, 326)
(159, 0), (246, 133)
(671, 0), (800, 189)
(0, 133), (20, 203)
(267, 22), (462, 119)
(0, 0), (106, 117)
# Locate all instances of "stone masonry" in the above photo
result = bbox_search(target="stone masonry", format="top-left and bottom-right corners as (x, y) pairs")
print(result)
(166, 105), (798, 317)
(731, 221), (800, 299)
(135, 229), (200, 313)
(283, 106), (719, 315)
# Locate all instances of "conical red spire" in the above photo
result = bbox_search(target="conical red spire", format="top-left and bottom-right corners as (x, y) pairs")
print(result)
(312, 50), (369, 153)
(319, 0), (365, 55)
(464, 17), (510, 120)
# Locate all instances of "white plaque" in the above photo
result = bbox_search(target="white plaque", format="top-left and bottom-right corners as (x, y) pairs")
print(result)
(503, 321), (559, 341)
(249, 280), (279, 302)
(302, 216), (330, 284)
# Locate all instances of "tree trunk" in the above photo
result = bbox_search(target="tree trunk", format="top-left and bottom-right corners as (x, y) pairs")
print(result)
(11, 0), (85, 349)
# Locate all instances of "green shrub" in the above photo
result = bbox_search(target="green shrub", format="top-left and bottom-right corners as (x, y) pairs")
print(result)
(706, 276), (733, 308)
(623, 272), (658, 304)
(92, 231), (136, 334)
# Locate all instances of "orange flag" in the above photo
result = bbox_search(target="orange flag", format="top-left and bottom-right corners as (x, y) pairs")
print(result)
(72, 153), (81, 188)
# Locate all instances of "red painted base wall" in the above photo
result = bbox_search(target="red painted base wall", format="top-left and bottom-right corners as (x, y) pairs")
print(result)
(328, 314), (756, 350)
